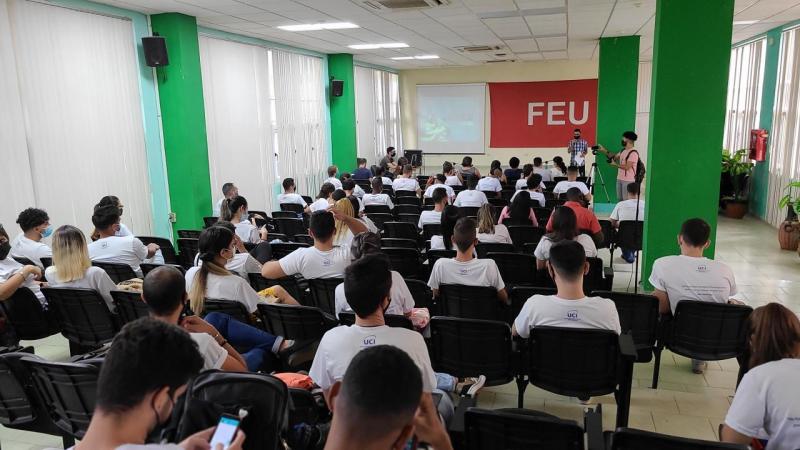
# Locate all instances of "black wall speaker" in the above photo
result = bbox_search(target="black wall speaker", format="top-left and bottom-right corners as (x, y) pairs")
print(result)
(142, 36), (169, 67)
(331, 79), (344, 97)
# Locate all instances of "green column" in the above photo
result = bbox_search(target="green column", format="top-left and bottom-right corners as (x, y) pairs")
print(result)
(751, 29), (781, 219)
(150, 13), (211, 236)
(642, 0), (734, 288)
(595, 36), (640, 205)
(328, 54), (357, 173)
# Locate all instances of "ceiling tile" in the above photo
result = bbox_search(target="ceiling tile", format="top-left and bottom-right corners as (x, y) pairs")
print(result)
(483, 16), (531, 38)
(524, 13), (567, 36)
(536, 35), (567, 51)
(504, 37), (539, 52)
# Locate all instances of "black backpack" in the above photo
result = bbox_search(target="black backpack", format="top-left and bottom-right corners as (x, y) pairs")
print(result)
(625, 149), (646, 184)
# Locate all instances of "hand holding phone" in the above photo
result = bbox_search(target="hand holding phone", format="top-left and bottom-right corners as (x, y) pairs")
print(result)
(209, 414), (240, 450)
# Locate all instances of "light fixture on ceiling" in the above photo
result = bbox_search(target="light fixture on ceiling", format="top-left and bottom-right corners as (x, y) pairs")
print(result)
(390, 55), (439, 60)
(733, 20), (758, 25)
(277, 22), (359, 31)
(349, 43), (409, 49)
(414, 55), (439, 59)
(391, 56), (415, 60)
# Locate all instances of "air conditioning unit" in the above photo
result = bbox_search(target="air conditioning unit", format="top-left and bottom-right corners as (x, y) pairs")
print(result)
(486, 59), (516, 63)
(362, 0), (450, 10)
(455, 45), (503, 53)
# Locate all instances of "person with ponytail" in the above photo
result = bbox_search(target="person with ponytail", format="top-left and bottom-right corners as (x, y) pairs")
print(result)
(332, 198), (357, 247)
(534, 206), (597, 270)
(310, 182), (336, 212)
(223, 196), (267, 245)
(196, 221), (263, 278)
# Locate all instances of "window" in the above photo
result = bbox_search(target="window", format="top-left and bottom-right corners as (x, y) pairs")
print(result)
(723, 38), (766, 152)
(355, 66), (402, 165)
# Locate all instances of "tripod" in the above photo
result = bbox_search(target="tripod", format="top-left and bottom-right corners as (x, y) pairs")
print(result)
(587, 162), (611, 203)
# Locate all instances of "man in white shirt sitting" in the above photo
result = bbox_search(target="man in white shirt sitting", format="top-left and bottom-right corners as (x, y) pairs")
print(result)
(428, 217), (508, 303)
(261, 210), (367, 280)
(325, 165), (343, 190)
(423, 174), (455, 203)
(392, 164), (421, 194)
(476, 168), (503, 198)
(510, 174), (546, 207)
(553, 166), (592, 202)
(532, 157), (553, 182)
(648, 218), (740, 373)
(609, 182), (645, 263)
(213, 182), (238, 217)
(362, 178), (394, 210)
(277, 177), (310, 213)
(514, 240), (620, 339)
(341, 174), (365, 198)
(373, 166), (394, 186)
(453, 176), (489, 208)
(88, 205), (159, 277)
(419, 187), (447, 230)
(10, 208), (52, 268)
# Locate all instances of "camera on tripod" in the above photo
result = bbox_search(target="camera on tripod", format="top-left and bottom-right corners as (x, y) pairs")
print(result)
(591, 145), (613, 163)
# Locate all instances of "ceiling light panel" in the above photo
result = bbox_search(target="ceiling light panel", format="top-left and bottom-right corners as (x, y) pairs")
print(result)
(349, 43), (409, 49)
(514, 0), (565, 8)
(277, 22), (359, 31)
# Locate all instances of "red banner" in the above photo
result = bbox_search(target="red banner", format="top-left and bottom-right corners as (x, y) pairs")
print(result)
(489, 79), (598, 148)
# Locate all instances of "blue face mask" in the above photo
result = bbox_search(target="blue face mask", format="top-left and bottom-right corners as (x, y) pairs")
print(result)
(241, 209), (248, 219)
(41, 226), (53, 238)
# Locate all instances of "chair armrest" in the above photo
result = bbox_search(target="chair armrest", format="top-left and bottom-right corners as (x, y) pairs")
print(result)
(602, 266), (614, 290)
(618, 333), (637, 360)
(447, 397), (476, 436)
(583, 405), (604, 450)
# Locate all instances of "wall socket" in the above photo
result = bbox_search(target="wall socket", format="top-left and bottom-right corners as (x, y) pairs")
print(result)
(168, 212), (176, 223)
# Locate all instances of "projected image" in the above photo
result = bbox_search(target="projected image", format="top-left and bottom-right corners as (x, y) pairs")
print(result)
(417, 84), (486, 154)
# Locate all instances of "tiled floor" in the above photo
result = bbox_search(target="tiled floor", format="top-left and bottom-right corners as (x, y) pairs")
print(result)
(2, 215), (798, 448)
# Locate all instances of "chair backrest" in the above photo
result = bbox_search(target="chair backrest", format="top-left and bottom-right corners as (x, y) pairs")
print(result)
(39, 257), (52, 269)
(475, 243), (516, 259)
(137, 236), (179, 265)
(301, 195), (313, 205)
(177, 229), (201, 239)
(0, 287), (58, 341)
(203, 299), (252, 324)
(110, 290), (150, 325)
(394, 190), (418, 198)
(0, 351), (59, 434)
(292, 234), (314, 245)
(397, 213), (421, 225)
(422, 223), (442, 241)
(394, 204), (421, 215)
(355, 180), (372, 191)
(488, 198), (508, 207)
(427, 249), (456, 267)
(610, 427), (748, 450)
(507, 226), (545, 251)
(439, 284), (505, 321)
(338, 312), (413, 330)
(280, 203), (304, 214)
(458, 206), (480, 218)
(509, 286), (556, 322)
(141, 263), (186, 278)
(91, 261), (137, 284)
(366, 212), (393, 231)
(383, 247), (422, 278)
(247, 274), (304, 302)
(364, 204), (392, 215)
(616, 221), (644, 251)
(177, 238), (199, 269)
(307, 278), (342, 315)
(396, 197), (421, 207)
(257, 303), (336, 341)
(430, 317), (514, 386)
(481, 190), (498, 199)
(22, 355), (100, 439)
(405, 279), (433, 309)
(270, 242), (309, 260)
(274, 218), (306, 237)
(593, 291), (659, 357)
(465, 408), (585, 450)
(41, 287), (118, 348)
(271, 211), (298, 219)
(533, 207), (553, 226)
(12, 256), (36, 266)
(597, 220), (616, 249)
(385, 222), (419, 240)
(488, 253), (537, 286)
(381, 238), (418, 250)
(669, 301), (752, 360)
(584, 257), (610, 293)
(203, 217), (218, 228)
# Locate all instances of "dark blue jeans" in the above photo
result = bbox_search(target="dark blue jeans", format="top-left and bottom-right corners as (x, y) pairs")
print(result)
(205, 312), (283, 371)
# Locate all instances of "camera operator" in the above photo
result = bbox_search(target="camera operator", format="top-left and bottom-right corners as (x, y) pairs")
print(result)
(596, 131), (640, 201)
(378, 146), (398, 173)
(567, 128), (589, 177)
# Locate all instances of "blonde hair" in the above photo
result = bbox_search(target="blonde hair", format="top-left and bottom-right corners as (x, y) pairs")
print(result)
(51, 225), (91, 283)
(477, 204), (495, 235)
(188, 227), (235, 314)
(333, 198), (355, 243)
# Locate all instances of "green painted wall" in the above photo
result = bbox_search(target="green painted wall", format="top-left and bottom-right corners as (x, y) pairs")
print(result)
(595, 36), (640, 204)
(328, 54), (358, 173)
(642, 0), (734, 288)
(751, 29), (782, 219)
(150, 13), (211, 236)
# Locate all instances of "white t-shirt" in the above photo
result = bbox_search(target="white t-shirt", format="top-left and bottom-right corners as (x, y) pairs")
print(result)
(533, 167), (553, 182)
(454, 190), (488, 208)
(309, 198), (331, 212)
(325, 177), (343, 190)
(610, 199), (645, 222)
(234, 220), (260, 244)
(378, 176), (393, 186)
(648, 255), (738, 313)
(393, 177), (420, 192)
(44, 266), (117, 311)
(88, 236), (149, 277)
(428, 258), (505, 292)
(116, 223), (133, 238)
(277, 192), (308, 207)
(514, 295), (621, 338)
(309, 324), (436, 392)
(424, 184), (455, 201)
(0, 257), (44, 303)
(190, 332), (227, 370)
(476, 224), (512, 244)
(418, 210), (442, 229)
(725, 358), (800, 450)
(334, 271), (414, 318)
(10, 234), (52, 268)
(278, 246), (351, 279)
(193, 252), (261, 280)
(553, 181), (590, 195)
(534, 235), (598, 261)
(476, 177), (502, 192)
(213, 197), (225, 217)
(551, 167), (564, 178)
(362, 193), (394, 209)
(59, 445), (184, 450)
(351, 185), (366, 199)
(510, 189), (546, 207)
(185, 267), (263, 313)
(445, 175), (462, 186)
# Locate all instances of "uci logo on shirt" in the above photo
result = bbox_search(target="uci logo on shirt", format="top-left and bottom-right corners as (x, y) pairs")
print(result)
(362, 335), (376, 346)
(696, 264), (709, 273)
(101, 242), (109, 249)
(458, 268), (469, 276)
(322, 258), (331, 267)
(566, 310), (579, 321)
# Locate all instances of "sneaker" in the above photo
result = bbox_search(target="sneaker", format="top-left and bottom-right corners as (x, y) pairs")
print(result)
(456, 375), (486, 397)
(692, 359), (707, 374)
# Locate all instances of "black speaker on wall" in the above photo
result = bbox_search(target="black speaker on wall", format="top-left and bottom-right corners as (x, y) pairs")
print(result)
(331, 79), (344, 97)
(142, 35), (169, 67)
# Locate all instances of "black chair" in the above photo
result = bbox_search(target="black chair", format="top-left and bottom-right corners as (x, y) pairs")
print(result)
(652, 301), (752, 389)
(476, 243), (515, 258)
(40, 257), (52, 269)
(422, 223), (442, 241)
(177, 238), (199, 269)
(481, 190), (499, 199)
(397, 213), (421, 226)
(141, 263), (186, 277)
(12, 256), (36, 266)
(584, 257), (614, 293)
(0, 352), (76, 448)
(301, 195), (313, 205)
(0, 287), (59, 341)
(110, 290), (149, 325)
(533, 207), (553, 226)
(268, 232), (288, 242)
(177, 229), (201, 239)
(274, 218), (306, 237)
(137, 236), (179, 265)
(427, 249), (456, 267)
(23, 355), (101, 440)
(509, 286), (556, 322)
(203, 216), (218, 228)
(394, 189), (419, 198)
(597, 219), (616, 250)
(522, 242), (539, 255)
(508, 226), (545, 251)
(257, 303), (337, 341)
(366, 212), (393, 231)
(271, 211), (298, 219)
(406, 279), (434, 310)
(338, 312), (413, 329)
(41, 287), (118, 356)
(464, 408), (585, 450)
(280, 203), (305, 214)
(394, 204), (421, 216)
(554, 177), (567, 183)
(384, 247), (423, 278)
(306, 278), (341, 316)
(364, 204), (392, 215)
(203, 299), (252, 325)
(593, 291), (661, 365)
(247, 273), (304, 303)
(613, 220), (643, 282)
(383, 221), (418, 240)
(91, 261), (137, 283)
(381, 238), (418, 249)
(458, 206), (480, 218)
(517, 326), (636, 428)
(609, 427), (748, 449)
(438, 284), (506, 321)
(543, 181), (557, 191)
(355, 180), (372, 192)
(270, 242), (309, 260)
(487, 198), (508, 208)
(488, 253), (537, 286)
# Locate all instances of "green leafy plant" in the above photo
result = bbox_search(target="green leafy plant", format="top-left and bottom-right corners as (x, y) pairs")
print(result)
(721, 149), (754, 201)
(778, 180), (800, 218)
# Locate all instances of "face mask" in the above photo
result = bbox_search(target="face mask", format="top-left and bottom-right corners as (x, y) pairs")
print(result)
(0, 240), (10, 260)
(574, 135), (580, 139)
(41, 226), (53, 238)
(241, 209), (248, 218)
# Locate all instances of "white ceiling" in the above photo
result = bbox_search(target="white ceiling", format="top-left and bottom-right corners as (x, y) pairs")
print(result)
(91, 0), (800, 68)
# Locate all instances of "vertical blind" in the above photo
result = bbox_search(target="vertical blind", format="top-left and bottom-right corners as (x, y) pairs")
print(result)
(635, 61), (652, 166)
(355, 65), (402, 166)
(0, 0), (153, 236)
(723, 39), (766, 152)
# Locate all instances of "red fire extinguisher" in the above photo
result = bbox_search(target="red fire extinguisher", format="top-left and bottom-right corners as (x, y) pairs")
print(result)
(749, 129), (768, 162)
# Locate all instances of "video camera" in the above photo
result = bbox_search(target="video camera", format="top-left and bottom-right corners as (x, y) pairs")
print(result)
(591, 145), (614, 163)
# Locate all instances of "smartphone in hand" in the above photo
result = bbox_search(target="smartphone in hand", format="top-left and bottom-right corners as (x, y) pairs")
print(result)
(209, 414), (240, 449)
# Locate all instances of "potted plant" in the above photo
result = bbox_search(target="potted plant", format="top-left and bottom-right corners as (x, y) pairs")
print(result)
(778, 180), (800, 251)
(720, 149), (754, 219)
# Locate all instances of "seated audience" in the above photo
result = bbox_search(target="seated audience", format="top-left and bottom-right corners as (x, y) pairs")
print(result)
(332, 198), (358, 248)
(515, 163), (534, 190)
(514, 240), (620, 337)
(88, 205), (158, 277)
(424, 174), (455, 203)
(378, 146), (398, 173)
(392, 164), (421, 194)
(498, 191), (538, 227)
(458, 156), (481, 178)
(534, 206), (598, 269)
(349, 195), (378, 234)
(511, 173), (546, 207)
(428, 217), (508, 304)
(610, 182), (645, 263)
(476, 204), (512, 244)
(362, 178), (394, 209)
(223, 196), (267, 245)
(341, 177), (365, 202)
(551, 156), (567, 178)
(533, 157), (553, 182)
(553, 165), (592, 202)
(490, 160), (508, 184)
(419, 187), (447, 229)
(476, 168), (503, 197)
(352, 158), (373, 180)
(722, 303), (800, 448)
(325, 165), (343, 190)
(97, 196), (133, 237)
(546, 188), (603, 245)
(443, 161), (463, 186)
(310, 182), (336, 212)
(373, 166), (394, 186)
(504, 156), (523, 182)
(10, 207), (52, 268)
(262, 210), (366, 280)
(429, 205), (459, 251)
(198, 221), (262, 278)
(45, 225), (117, 311)
(73, 318), (245, 450)
(277, 177), (310, 213)
(213, 181), (238, 217)
(0, 224), (44, 303)
(453, 176), (488, 208)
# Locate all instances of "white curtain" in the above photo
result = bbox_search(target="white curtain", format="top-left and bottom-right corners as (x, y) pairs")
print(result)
(355, 65), (402, 165)
(635, 61), (652, 166)
(199, 35), (275, 213)
(723, 39), (766, 152)
(766, 27), (800, 227)
(0, 0), (153, 237)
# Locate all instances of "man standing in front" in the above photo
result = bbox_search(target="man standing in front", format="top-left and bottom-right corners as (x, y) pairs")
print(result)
(598, 131), (640, 202)
(567, 128), (589, 177)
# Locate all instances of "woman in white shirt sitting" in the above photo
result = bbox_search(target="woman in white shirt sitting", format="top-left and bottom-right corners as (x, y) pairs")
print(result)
(0, 224), (45, 303)
(310, 182), (336, 213)
(443, 161), (463, 186)
(475, 204), (511, 244)
(429, 205), (460, 251)
(533, 206), (597, 269)
(221, 196), (267, 246)
(331, 198), (358, 248)
(91, 195), (132, 240)
(45, 225), (118, 311)
(550, 156), (567, 178)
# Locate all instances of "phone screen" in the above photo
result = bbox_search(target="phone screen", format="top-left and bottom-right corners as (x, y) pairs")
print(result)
(209, 415), (240, 449)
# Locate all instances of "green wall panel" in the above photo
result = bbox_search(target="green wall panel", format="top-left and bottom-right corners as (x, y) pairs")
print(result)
(751, 29), (781, 219)
(328, 54), (357, 173)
